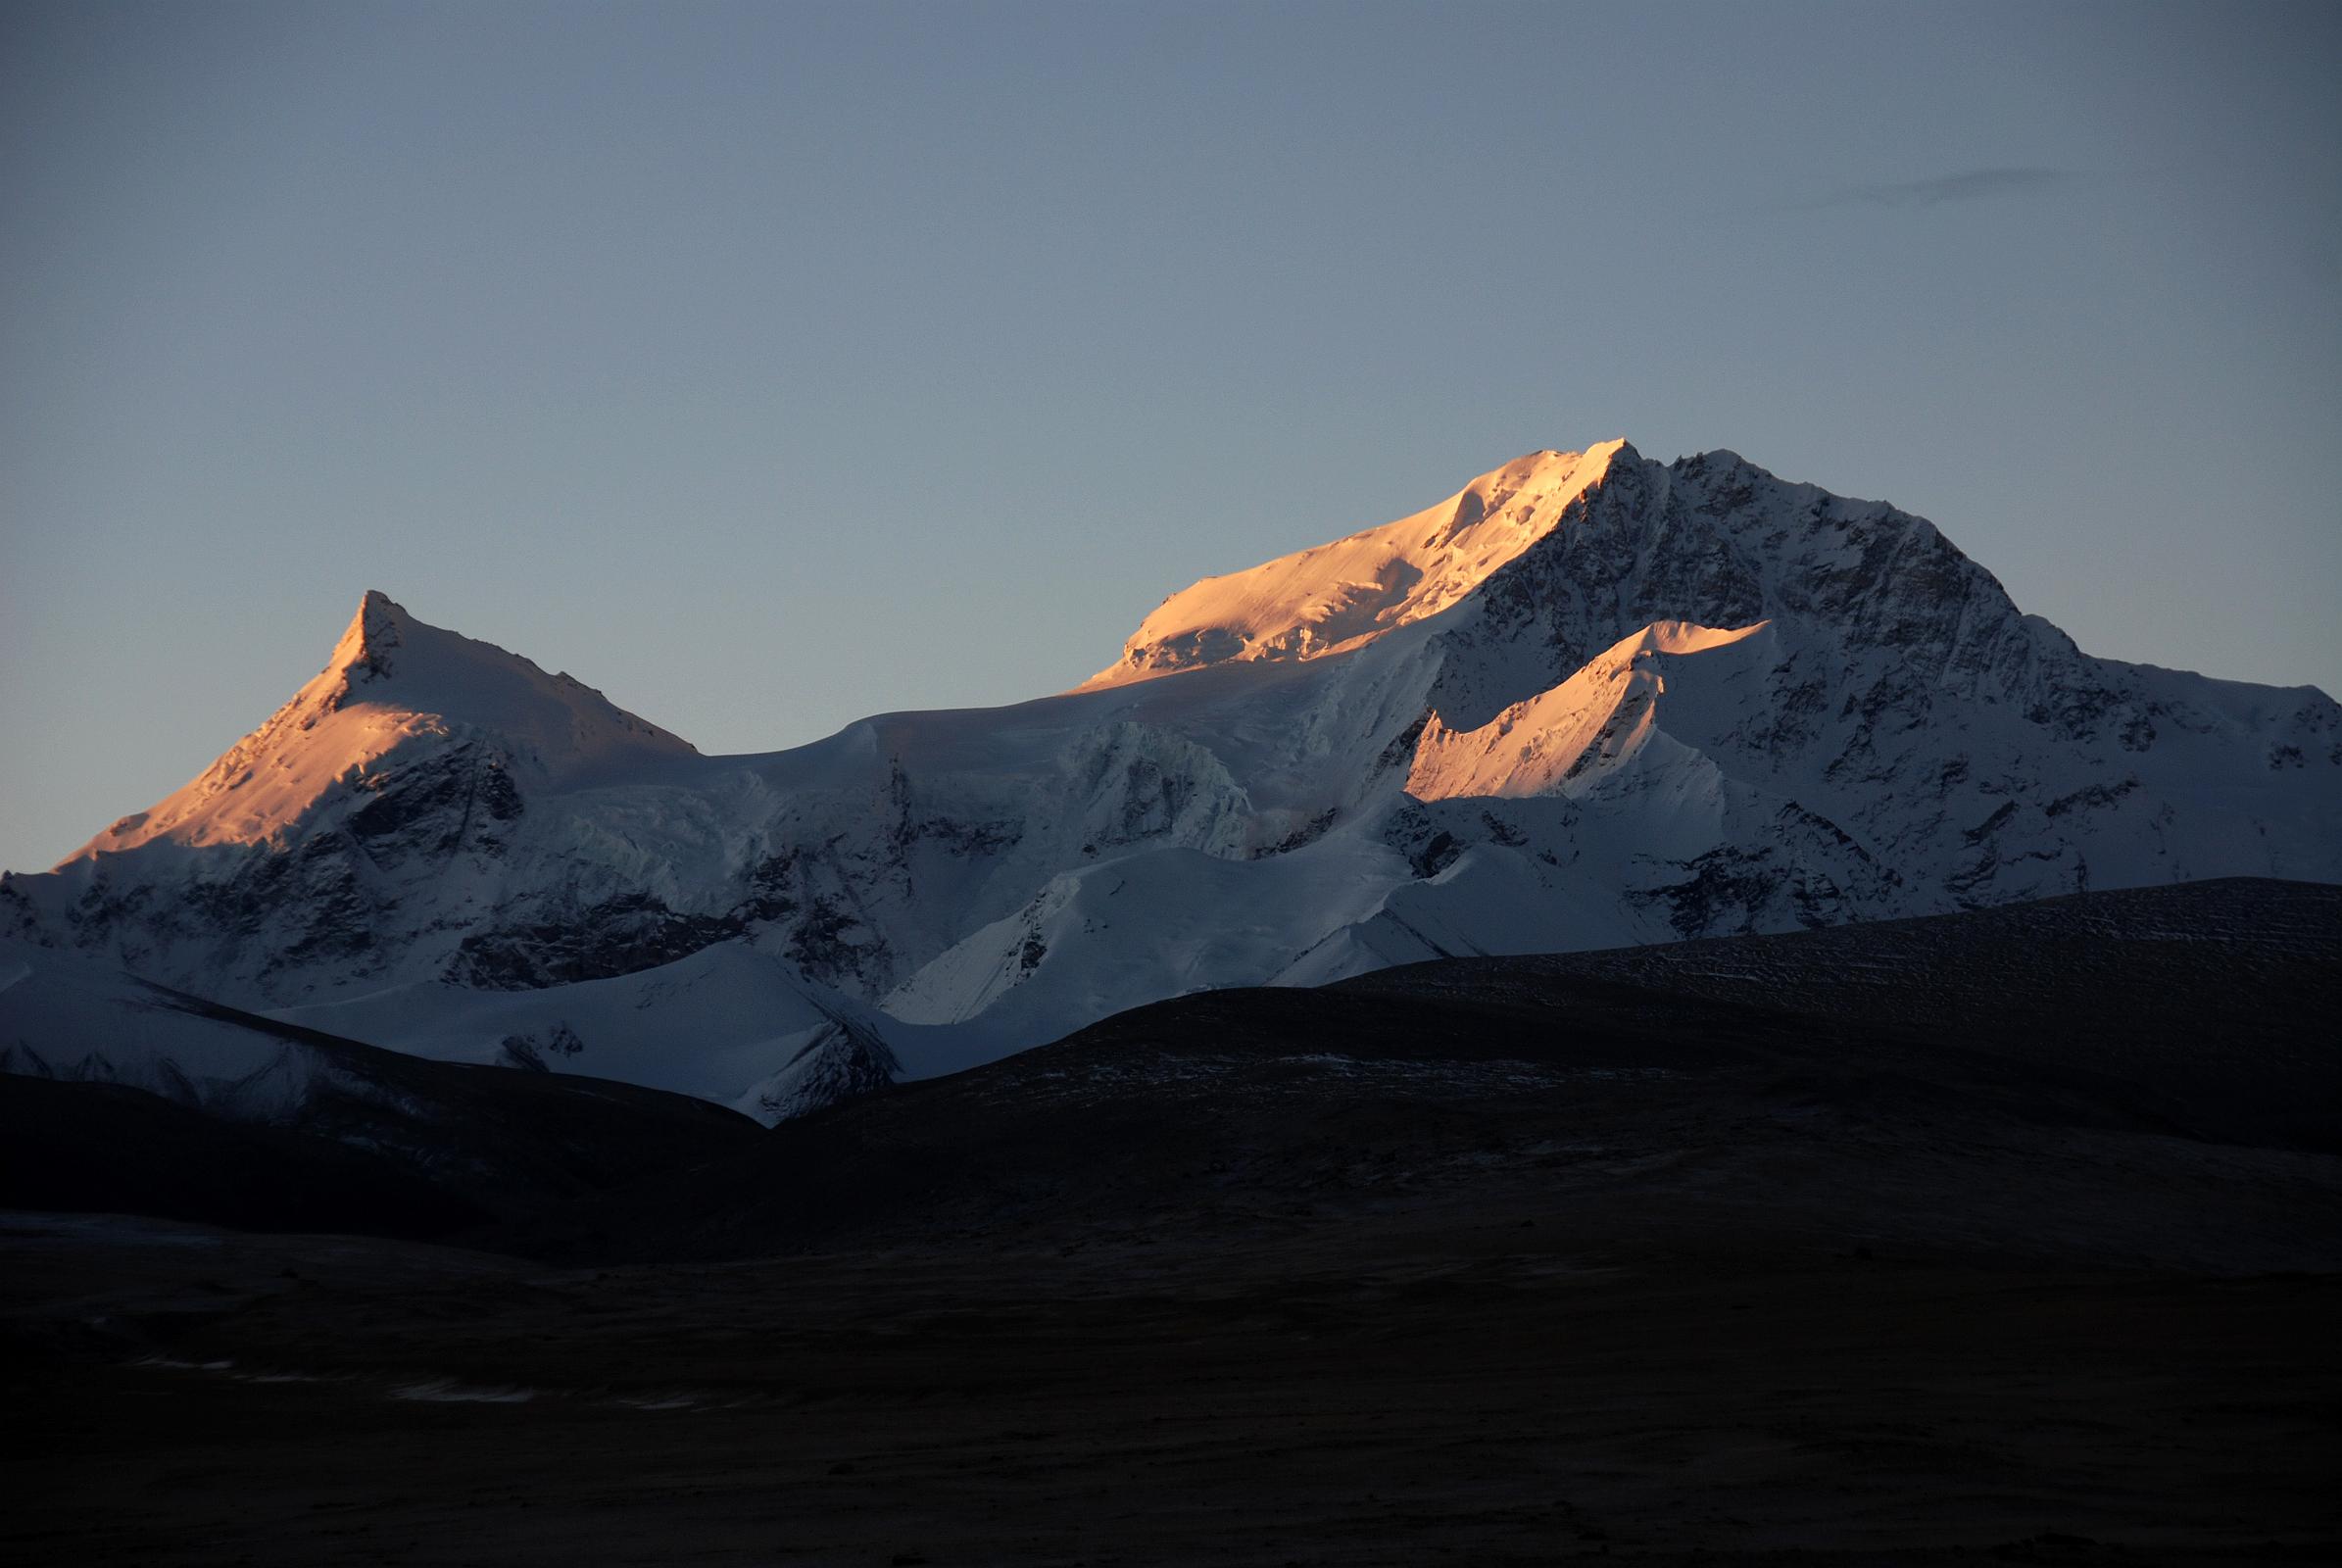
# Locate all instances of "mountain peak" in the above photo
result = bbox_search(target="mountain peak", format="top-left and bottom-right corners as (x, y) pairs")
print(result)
(10, 437), (2338, 1084)
(1080, 441), (1633, 690)
(59, 593), (695, 864)
(306, 594), (692, 757)
(328, 589), (408, 684)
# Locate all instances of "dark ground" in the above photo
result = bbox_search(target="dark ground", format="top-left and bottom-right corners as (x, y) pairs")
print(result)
(7, 1214), (2337, 1565)
(0, 988), (763, 1238)
(5, 879), (2339, 1564)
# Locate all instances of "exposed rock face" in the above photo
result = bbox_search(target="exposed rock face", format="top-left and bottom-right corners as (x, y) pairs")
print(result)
(748, 1017), (905, 1124)
(5, 441), (2336, 1116)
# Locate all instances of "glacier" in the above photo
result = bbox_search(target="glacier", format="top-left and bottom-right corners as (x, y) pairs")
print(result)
(5, 439), (2336, 1121)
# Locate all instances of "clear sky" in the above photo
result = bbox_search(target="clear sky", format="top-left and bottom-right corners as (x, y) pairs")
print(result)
(4, 0), (2338, 874)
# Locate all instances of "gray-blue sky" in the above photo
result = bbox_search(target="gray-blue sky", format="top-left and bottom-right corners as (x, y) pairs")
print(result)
(3, 0), (2338, 872)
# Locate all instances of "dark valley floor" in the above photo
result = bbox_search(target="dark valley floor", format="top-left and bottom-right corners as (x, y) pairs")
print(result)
(5, 879), (2339, 1564)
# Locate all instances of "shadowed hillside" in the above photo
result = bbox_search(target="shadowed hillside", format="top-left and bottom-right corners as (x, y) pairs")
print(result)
(521, 877), (2341, 1268)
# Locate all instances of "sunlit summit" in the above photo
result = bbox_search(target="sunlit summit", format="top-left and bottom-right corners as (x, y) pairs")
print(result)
(7, 440), (2334, 1125)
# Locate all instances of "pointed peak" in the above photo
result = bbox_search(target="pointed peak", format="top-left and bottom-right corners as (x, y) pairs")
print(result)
(350, 588), (404, 626)
(58, 591), (698, 862)
(307, 595), (695, 758)
(329, 589), (408, 683)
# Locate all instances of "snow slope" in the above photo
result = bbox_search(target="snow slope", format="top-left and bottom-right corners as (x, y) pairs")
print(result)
(73, 590), (695, 860)
(1082, 443), (1625, 688)
(7, 440), (2337, 1117)
(273, 940), (951, 1126)
(1407, 619), (1775, 801)
(0, 936), (342, 1121)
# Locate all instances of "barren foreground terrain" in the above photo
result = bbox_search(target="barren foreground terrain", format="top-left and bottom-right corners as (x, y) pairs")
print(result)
(5, 881), (2338, 1564)
(7, 1213), (2337, 1565)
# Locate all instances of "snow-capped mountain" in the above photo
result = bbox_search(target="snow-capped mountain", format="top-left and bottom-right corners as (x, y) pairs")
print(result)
(6, 439), (2336, 1118)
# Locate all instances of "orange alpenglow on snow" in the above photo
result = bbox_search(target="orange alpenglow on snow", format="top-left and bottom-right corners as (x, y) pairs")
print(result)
(63, 591), (695, 863)
(1078, 440), (1628, 690)
(1406, 619), (1774, 802)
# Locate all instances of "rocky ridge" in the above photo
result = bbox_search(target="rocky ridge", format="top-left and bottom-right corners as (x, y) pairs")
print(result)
(5, 440), (2335, 1116)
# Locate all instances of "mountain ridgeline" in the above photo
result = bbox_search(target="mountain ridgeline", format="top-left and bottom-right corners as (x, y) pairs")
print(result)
(5, 440), (2336, 1119)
